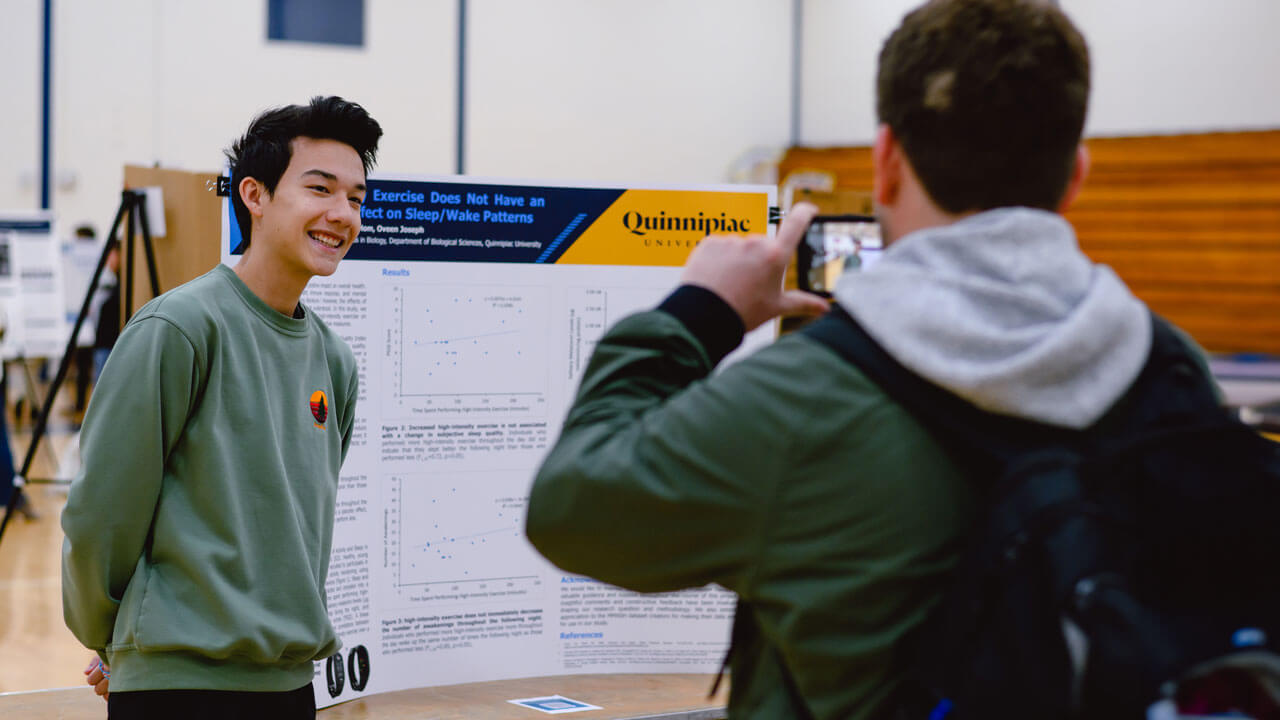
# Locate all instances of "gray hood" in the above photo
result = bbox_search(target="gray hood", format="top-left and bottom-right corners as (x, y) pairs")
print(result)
(832, 207), (1150, 429)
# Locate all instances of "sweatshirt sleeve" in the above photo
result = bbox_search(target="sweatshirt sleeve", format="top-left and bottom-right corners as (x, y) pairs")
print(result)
(526, 289), (786, 595)
(61, 314), (202, 652)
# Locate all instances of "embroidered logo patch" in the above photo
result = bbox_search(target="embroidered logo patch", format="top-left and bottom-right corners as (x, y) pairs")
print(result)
(310, 390), (329, 427)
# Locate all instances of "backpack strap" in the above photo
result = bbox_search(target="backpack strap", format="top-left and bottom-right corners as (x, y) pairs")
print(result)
(709, 600), (818, 719)
(1100, 313), (1227, 434)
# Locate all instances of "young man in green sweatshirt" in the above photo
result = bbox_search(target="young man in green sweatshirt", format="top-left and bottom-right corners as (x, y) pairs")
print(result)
(62, 96), (381, 719)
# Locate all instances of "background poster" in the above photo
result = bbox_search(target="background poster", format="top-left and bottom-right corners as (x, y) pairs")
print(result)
(0, 212), (68, 360)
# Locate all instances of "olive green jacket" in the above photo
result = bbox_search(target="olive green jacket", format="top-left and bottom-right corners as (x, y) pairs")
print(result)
(527, 287), (973, 719)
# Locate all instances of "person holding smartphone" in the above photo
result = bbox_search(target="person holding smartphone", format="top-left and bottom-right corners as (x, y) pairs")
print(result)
(526, 2), (1156, 718)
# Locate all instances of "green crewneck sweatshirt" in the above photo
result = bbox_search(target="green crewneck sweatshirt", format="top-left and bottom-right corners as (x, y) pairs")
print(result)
(62, 263), (358, 692)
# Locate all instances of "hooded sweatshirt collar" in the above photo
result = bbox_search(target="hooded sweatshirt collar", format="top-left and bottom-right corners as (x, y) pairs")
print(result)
(832, 207), (1151, 429)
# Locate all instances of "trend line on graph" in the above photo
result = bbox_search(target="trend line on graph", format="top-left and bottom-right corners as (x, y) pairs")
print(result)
(426, 329), (519, 345)
(408, 524), (519, 550)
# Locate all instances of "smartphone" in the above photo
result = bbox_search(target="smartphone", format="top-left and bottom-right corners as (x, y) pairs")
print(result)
(795, 214), (882, 297)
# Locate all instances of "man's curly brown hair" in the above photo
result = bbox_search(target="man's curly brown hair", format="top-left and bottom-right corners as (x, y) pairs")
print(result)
(877, 0), (1090, 213)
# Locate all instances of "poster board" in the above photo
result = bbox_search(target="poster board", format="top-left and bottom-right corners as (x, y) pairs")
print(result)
(221, 175), (776, 708)
(0, 211), (68, 359)
(0, 233), (18, 359)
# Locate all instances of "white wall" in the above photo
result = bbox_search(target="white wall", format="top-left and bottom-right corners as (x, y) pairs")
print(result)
(3, 0), (791, 240)
(5, 0), (458, 239)
(797, 1), (911, 147)
(798, 0), (1280, 146)
(140, 1), (457, 175)
(0, 0), (46, 213)
(466, 0), (792, 184)
(1067, 0), (1280, 137)
(51, 0), (155, 237)
(4, 0), (1279, 238)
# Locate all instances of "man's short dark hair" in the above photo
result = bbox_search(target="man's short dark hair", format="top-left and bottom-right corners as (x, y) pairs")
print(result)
(225, 96), (383, 246)
(877, 0), (1090, 213)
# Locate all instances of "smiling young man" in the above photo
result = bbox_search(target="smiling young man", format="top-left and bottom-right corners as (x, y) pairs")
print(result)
(62, 96), (382, 719)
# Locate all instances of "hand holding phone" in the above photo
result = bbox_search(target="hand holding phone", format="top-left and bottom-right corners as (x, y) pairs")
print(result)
(795, 214), (882, 297)
(680, 202), (828, 331)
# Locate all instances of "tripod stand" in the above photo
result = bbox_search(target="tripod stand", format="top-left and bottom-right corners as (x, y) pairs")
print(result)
(0, 189), (161, 549)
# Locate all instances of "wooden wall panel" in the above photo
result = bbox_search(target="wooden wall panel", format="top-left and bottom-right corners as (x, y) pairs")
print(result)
(778, 130), (1280, 355)
(121, 165), (222, 316)
(1070, 131), (1280, 354)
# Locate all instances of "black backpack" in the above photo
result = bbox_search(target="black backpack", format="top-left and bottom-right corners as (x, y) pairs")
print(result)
(801, 306), (1280, 719)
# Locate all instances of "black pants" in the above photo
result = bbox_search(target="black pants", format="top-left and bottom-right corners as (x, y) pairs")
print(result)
(74, 346), (93, 410)
(107, 682), (315, 720)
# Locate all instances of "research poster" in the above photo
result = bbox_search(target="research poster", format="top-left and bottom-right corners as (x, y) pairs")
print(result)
(0, 233), (18, 359)
(0, 212), (68, 359)
(221, 176), (777, 708)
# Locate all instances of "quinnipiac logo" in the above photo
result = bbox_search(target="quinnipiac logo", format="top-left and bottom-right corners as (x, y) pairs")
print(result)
(310, 390), (329, 427)
(621, 210), (751, 248)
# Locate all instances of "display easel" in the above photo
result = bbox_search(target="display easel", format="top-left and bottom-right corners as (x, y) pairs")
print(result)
(0, 190), (160, 548)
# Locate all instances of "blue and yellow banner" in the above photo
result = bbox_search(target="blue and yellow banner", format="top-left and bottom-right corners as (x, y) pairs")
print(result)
(227, 178), (770, 266)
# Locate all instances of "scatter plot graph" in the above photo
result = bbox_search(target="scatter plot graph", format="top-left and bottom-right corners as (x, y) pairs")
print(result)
(387, 284), (550, 411)
(387, 473), (543, 602)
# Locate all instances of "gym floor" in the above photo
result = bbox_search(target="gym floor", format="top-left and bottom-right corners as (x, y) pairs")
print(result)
(0, 371), (91, 694)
